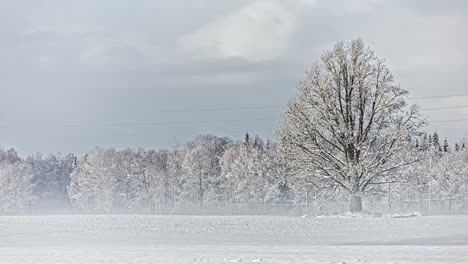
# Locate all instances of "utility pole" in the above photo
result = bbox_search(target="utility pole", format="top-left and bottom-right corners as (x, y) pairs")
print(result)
(428, 153), (433, 216)
(388, 183), (392, 215)
(172, 136), (177, 209)
(428, 181), (432, 216)
(314, 185), (318, 217)
(448, 195), (452, 214)
(199, 168), (203, 209)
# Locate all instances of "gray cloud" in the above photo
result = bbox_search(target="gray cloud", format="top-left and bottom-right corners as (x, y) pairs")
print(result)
(0, 0), (467, 154)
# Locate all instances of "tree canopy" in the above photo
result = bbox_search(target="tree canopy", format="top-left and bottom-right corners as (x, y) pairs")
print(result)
(276, 39), (425, 212)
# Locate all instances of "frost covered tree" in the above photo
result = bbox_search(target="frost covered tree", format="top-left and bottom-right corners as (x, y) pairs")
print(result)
(180, 135), (230, 208)
(114, 148), (149, 210)
(221, 141), (266, 204)
(133, 149), (170, 211)
(432, 150), (468, 201)
(0, 148), (21, 164)
(386, 134), (468, 213)
(26, 153), (74, 205)
(0, 160), (34, 214)
(432, 132), (441, 151)
(221, 137), (292, 205)
(68, 147), (123, 212)
(442, 139), (450, 153)
(168, 145), (184, 208)
(276, 39), (425, 212)
(68, 147), (171, 213)
(261, 142), (294, 204)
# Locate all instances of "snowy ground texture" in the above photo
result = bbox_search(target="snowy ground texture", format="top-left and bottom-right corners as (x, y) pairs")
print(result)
(1, 215), (467, 263)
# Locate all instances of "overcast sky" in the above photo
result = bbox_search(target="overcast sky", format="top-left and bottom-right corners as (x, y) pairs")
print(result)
(0, 0), (467, 155)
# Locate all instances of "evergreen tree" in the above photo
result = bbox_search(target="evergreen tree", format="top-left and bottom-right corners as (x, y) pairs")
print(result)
(443, 139), (450, 153)
(244, 132), (250, 146)
(433, 132), (442, 151)
(253, 135), (264, 150)
(433, 132), (440, 147)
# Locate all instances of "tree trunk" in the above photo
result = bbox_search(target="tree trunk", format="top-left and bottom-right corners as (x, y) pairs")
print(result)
(350, 194), (363, 213)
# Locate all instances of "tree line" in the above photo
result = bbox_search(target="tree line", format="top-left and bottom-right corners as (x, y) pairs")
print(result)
(0, 131), (466, 214)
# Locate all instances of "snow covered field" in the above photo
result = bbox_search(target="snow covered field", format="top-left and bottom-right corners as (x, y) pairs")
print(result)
(1, 215), (467, 263)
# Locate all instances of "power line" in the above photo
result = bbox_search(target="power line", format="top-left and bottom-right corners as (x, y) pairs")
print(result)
(156, 94), (468, 113)
(430, 118), (468, 123)
(161, 105), (282, 113)
(1, 93), (467, 129)
(408, 93), (468, 99)
(1, 116), (467, 129)
(160, 104), (468, 113)
(158, 104), (468, 113)
(0, 118), (277, 129)
(421, 105), (468, 111)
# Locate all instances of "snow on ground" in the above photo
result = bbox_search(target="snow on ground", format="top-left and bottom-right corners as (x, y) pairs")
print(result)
(0, 215), (467, 263)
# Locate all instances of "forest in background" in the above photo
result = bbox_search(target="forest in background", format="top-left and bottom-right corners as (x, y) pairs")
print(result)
(0, 132), (466, 215)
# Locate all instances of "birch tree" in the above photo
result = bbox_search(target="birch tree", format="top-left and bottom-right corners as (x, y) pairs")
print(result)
(68, 147), (121, 213)
(221, 142), (265, 204)
(180, 135), (230, 208)
(276, 39), (425, 212)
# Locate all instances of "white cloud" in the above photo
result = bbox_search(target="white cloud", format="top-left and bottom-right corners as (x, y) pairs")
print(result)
(177, 0), (316, 62)
(191, 71), (260, 85)
(363, 12), (468, 74)
(339, 0), (385, 13)
(73, 31), (163, 71)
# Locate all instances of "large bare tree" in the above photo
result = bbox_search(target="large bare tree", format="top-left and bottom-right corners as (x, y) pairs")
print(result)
(276, 39), (425, 212)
